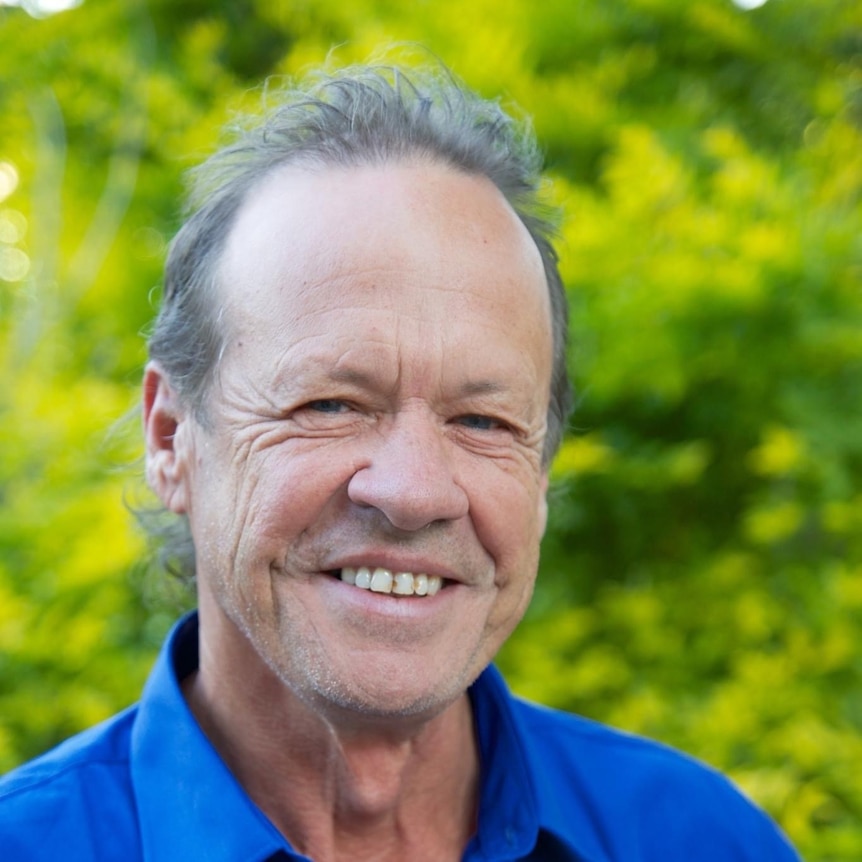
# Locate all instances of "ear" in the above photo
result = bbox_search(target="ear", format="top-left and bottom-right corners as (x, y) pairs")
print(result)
(537, 471), (549, 538)
(143, 362), (191, 514)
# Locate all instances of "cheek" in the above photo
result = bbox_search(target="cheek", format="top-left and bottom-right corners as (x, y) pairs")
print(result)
(215, 446), (353, 563)
(479, 539), (539, 657)
(184, 445), (269, 581)
(465, 465), (544, 643)
(468, 464), (545, 587)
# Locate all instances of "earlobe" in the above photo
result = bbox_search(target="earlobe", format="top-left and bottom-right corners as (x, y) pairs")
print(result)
(538, 472), (549, 538)
(143, 362), (191, 514)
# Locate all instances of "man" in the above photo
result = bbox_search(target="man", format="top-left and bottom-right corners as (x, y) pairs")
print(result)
(0, 62), (799, 861)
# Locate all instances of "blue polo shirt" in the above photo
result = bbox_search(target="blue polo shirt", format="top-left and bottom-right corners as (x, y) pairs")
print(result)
(0, 613), (799, 861)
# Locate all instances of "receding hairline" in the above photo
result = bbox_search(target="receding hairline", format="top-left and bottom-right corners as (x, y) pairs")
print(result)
(209, 154), (554, 324)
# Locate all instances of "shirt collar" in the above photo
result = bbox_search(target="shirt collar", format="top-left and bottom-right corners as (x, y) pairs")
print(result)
(467, 662), (541, 859)
(130, 612), (292, 862)
(469, 664), (591, 861)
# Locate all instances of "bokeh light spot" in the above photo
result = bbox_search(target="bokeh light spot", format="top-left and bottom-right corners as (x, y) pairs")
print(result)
(0, 247), (30, 282)
(0, 210), (27, 244)
(0, 0), (83, 16)
(0, 162), (19, 203)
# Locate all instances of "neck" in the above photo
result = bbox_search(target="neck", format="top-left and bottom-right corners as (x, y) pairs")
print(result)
(183, 605), (480, 862)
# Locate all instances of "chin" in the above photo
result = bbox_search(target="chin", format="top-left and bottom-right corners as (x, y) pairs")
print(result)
(293, 667), (473, 726)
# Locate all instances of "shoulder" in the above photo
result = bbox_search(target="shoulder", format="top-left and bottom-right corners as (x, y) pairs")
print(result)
(0, 708), (141, 861)
(510, 697), (800, 860)
(512, 695), (734, 795)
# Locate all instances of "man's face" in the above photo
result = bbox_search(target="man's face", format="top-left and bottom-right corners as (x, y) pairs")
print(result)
(149, 161), (553, 721)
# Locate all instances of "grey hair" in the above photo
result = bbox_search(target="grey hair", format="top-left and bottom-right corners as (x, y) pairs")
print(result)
(144, 62), (573, 583)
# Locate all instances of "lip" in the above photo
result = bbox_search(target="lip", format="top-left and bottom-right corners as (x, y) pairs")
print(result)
(316, 568), (465, 621)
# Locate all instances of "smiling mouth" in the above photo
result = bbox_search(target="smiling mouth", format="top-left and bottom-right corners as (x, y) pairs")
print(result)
(337, 567), (443, 597)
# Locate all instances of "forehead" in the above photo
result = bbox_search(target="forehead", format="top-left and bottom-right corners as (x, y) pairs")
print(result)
(216, 161), (550, 323)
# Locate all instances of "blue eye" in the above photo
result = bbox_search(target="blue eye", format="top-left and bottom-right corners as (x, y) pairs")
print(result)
(308, 399), (347, 413)
(458, 414), (498, 431)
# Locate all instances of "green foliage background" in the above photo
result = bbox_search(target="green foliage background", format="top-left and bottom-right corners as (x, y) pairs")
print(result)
(1, 0), (860, 857)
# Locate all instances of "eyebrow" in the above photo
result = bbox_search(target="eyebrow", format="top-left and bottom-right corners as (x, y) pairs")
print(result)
(322, 366), (513, 401)
(328, 367), (508, 395)
(279, 338), (534, 394)
(456, 380), (508, 397)
(326, 366), (384, 388)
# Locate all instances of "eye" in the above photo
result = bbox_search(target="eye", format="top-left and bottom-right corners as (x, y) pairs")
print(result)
(286, 397), (365, 434)
(456, 414), (503, 431)
(306, 399), (349, 413)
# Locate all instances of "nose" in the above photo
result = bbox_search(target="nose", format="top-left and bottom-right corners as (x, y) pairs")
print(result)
(347, 411), (469, 531)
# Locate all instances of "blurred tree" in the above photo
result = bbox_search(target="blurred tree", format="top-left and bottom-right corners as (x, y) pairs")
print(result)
(0, 0), (859, 858)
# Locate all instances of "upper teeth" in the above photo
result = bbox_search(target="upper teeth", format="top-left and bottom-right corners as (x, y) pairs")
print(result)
(340, 567), (442, 597)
